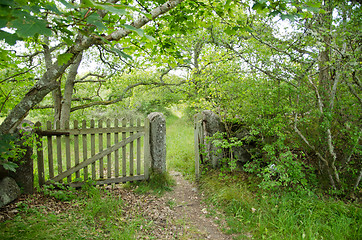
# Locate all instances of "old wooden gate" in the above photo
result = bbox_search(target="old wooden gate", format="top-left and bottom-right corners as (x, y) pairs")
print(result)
(35, 118), (151, 187)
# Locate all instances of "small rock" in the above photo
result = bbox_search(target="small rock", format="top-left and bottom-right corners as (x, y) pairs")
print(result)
(0, 177), (21, 208)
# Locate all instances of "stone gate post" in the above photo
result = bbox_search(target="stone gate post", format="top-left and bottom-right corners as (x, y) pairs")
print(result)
(147, 112), (166, 174)
(195, 110), (224, 168)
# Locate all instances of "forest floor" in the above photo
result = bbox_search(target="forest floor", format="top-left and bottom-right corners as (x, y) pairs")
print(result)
(0, 171), (234, 239)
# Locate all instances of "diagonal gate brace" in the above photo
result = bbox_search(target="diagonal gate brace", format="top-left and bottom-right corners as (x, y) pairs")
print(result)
(47, 132), (144, 183)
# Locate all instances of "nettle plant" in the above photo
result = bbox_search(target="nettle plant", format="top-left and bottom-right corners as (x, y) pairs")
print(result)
(207, 132), (243, 174)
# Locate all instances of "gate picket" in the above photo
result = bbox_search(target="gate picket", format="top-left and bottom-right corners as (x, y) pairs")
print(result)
(82, 120), (88, 181)
(46, 121), (54, 179)
(137, 118), (141, 175)
(98, 119), (104, 179)
(107, 119), (112, 178)
(73, 120), (80, 179)
(65, 120), (71, 183)
(56, 121), (62, 180)
(90, 119), (96, 179)
(114, 119), (119, 177)
(122, 118), (127, 177)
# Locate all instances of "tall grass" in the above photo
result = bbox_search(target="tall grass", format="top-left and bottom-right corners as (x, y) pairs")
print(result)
(166, 114), (195, 179)
(201, 171), (362, 240)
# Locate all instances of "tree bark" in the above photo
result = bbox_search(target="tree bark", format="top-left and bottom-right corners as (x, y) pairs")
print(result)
(60, 52), (83, 128)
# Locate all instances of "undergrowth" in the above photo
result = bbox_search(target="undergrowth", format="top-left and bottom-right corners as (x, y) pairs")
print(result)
(200, 170), (362, 240)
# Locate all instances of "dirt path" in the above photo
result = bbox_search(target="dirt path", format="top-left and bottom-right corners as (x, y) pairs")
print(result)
(116, 171), (232, 239)
(0, 171), (232, 239)
(161, 171), (232, 239)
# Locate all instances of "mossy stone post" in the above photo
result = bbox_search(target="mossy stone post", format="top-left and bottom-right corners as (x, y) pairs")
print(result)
(0, 120), (34, 195)
(147, 112), (166, 174)
(195, 110), (224, 168)
(9, 120), (34, 194)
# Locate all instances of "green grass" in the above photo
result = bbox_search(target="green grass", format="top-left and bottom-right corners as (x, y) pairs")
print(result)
(200, 171), (362, 240)
(166, 114), (195, 179)
(0, 186), (150, 240)
(125, 171), (176, 195)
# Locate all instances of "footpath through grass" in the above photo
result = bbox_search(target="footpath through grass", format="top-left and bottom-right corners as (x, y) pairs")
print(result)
(166, 114), (195, 179)
(165, 114), (362, 240)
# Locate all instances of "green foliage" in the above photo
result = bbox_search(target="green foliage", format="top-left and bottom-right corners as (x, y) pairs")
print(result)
(0, 134), (19, 171)
(201, 171), (361, 240)
(41, 182), (77, 201)
(207, 132), (243, 173)
(0, 124), (35, 172)
(137, 99), (172, 116)
(244, 150), (317, 191)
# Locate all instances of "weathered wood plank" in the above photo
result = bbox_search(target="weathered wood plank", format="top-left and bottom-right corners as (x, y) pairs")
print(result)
(68, 175), (145, 188)
(82, 120), (88, 181)
(37, 126), (144, 136)
(65, 120), (71, 183)
(91, 119), (96, 179)
(46, 121), (54, 179)
(122, 119), (127, 177)
(98, 120), (104, 179)
(56, 120), (62, 181)
(48, 132), (144, 182)
(74, 120), (80, 179)
(107, 119), (112, 179)
(35, 122), (45, 186)
(129, 118), (134, 177)
(137, 118), (141, 175)
(114, 119), (119, 177)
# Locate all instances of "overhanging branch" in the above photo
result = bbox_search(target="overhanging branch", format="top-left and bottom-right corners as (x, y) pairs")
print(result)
(70, 81), (185, 112)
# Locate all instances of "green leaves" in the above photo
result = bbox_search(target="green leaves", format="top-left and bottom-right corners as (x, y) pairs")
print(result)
(0, 0), (53, 44)
(0, 30), (22, 45)
(11, 17), (52, 37)
(86, 12), (107, 31)
(110, 47), (132, 60)
(124, 24), (145, 37)
(57, 53), (74, 66)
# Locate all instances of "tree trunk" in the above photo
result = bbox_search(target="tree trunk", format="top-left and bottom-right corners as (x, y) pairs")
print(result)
(52, 86), (62, 123)
(60, 52), (83, 128)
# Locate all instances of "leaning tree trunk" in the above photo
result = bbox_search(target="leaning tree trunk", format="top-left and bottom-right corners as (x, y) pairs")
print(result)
(0, 0), (185, 134)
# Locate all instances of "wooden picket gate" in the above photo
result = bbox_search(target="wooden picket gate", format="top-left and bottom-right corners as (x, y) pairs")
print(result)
(34, 118), (151, 187)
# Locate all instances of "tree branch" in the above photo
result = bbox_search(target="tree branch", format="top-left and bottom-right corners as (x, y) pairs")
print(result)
(0, 65), (39, 84)
(70, 81), (185, 112)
